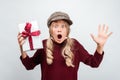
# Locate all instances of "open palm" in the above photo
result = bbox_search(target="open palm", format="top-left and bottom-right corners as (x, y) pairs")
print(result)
(91, 24), (112, 46)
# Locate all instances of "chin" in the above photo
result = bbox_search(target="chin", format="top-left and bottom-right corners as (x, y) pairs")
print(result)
(56, 40), (63, 44)
(56, 39), (66, 44)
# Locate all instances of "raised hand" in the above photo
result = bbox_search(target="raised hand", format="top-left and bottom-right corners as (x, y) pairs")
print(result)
(91, 24), (112, 47)
(17, 33), (28, 58)
(17, 33), (26, 46)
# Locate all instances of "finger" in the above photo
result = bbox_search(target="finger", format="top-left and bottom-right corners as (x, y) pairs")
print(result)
(98, 24), (101, 33)
(102, 24), (105, 31)
(105, 26), (108, 33)
(107, 32), (113, 37)
(19, 37), (25, 42)
(19, 38), (26, 46)
(20, 39), (25, 45)
(17, 33), (22, 40)
(18, 36), (25, 46)
(18, 32), (21, 35)
(17, 33), (26, 42)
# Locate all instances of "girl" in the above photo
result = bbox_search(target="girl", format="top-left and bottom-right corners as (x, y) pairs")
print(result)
(17, 11), (112, 80)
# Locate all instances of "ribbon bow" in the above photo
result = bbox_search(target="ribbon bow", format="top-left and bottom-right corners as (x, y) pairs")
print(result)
(22, 22), (40, 50)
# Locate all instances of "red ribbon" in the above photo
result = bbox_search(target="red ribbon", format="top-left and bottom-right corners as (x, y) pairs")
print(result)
(22, 22), (40, 50)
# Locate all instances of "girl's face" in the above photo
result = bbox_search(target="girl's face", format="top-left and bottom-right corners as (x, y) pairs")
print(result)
(49, 20), (69, 44)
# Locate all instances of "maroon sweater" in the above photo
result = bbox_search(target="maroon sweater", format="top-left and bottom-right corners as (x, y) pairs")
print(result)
(20, 38), (104, 80)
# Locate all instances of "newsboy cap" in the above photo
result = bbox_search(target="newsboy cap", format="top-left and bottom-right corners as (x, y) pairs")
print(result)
(47, 11), (73, 27)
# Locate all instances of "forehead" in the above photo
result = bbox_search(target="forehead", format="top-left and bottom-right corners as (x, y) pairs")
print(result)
(51, 20), (68, 25)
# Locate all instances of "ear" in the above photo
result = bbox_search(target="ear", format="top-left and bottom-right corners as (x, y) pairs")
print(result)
(65, 37), (68, 39)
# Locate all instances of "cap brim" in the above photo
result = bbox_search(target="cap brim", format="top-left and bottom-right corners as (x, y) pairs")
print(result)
(48, 18), (73, 27)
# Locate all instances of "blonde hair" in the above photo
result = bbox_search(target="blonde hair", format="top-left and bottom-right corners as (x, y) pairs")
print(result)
(46, 20), (75, 67)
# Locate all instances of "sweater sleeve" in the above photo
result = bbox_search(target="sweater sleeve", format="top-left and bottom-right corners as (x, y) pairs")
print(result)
(20, 49), (44, 70)
(74, 39), (104, 68)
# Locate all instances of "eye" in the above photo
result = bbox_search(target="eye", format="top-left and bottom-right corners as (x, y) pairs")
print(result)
(61, 24), (65, 28)
(54, 25), (58, 28)
(52, 24), (58, 28)
(51, 22), (58, 28)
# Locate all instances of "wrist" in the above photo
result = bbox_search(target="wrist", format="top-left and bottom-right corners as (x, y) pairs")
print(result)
(21, 52), (27, 59)
(96, 45), (104, 55)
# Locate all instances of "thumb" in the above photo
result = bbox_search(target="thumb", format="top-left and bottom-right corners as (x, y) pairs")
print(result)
(90, 33), (95, 41)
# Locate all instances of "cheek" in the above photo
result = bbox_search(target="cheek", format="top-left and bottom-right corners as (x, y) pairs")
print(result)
(52, 29), (57, 35)
(50, 29), (57, 37)
(62, 30), (68, 37)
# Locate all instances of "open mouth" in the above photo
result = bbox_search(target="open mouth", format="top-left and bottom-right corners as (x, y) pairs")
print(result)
(57, 34), (62, 39)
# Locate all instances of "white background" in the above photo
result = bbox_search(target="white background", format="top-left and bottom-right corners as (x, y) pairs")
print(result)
(0, 0), (120, 80)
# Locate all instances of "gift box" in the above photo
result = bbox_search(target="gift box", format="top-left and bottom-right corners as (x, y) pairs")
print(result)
(18, 21), (43, 51)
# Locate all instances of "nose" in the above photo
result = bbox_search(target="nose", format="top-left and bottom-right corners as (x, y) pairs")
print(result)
(58, 27), (62, 32)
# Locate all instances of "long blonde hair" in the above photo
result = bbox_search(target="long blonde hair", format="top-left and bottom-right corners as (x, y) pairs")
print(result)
(46, 21), (74, 67)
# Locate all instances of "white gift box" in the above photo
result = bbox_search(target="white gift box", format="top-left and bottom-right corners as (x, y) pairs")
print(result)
(18, 21), (43, 51)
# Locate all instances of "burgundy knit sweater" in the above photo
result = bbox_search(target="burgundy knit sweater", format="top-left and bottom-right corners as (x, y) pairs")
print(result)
(20, 38), (104, 80)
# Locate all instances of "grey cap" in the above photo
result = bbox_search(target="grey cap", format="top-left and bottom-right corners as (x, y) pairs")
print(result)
(47, 11), (73, 27)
